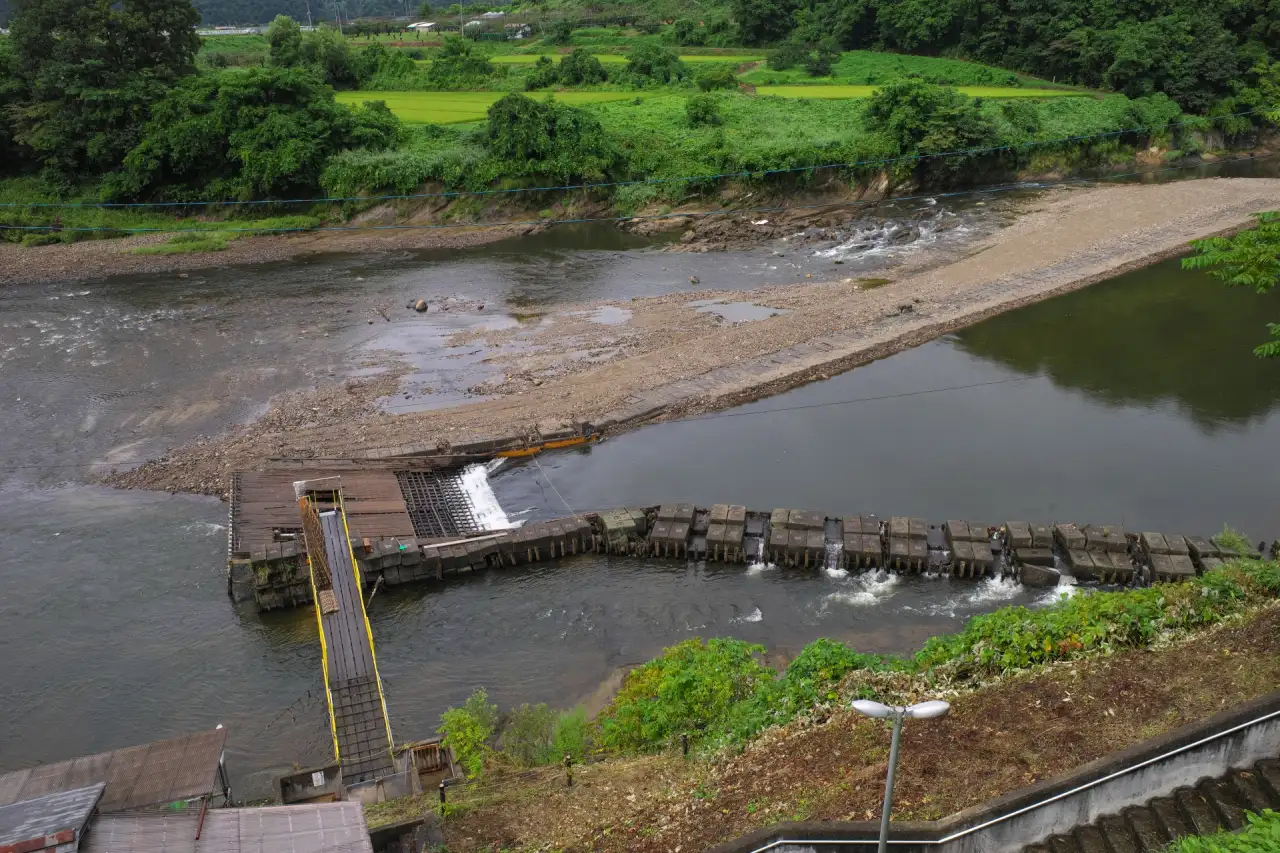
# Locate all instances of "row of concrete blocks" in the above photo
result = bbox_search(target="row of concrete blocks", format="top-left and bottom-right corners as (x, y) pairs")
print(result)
(1009, 522), (1256, 586)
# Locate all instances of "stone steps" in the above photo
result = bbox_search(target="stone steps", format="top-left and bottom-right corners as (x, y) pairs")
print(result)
(1022, 758), (1280, 853)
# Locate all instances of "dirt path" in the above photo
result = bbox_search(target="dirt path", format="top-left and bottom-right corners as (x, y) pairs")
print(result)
(106, 178), (1280, 496)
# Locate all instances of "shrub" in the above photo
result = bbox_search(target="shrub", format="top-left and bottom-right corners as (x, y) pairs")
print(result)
(498, 703), (557, 767)
(597, 638), (773, 751)
(624, 42), (689, 85)
(697, 65), (739, 91)
(673, 18), (705, 46)
(686, 93), (723, 126)
(525, 55), (559, 90)
(767, 40), (807, 71)
(559, 48), (607, 85)
(547, 19), (574, 45)
(864, 78), (999, 181)
(1167, 808), (1280, 852)
(428, 36), (496, 87)
(805, 38), (841, 77)
(485, 93), (622, 180)
(104, 67), (400, 202)
(551, 707), (593, 760)
(438, 688), (497, 777)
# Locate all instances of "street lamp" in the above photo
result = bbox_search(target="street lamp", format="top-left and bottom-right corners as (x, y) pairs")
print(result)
(851, 699), (951, 853)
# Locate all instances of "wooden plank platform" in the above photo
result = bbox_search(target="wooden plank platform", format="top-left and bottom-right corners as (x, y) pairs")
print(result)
(316, 510), (394, 783)
(232, 469), (417, 556)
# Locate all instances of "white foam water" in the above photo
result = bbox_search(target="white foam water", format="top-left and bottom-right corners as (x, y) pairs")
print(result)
(746, 560), (777, 574)
(459, 463), (518, 530)
(824, 569), (901, 607)
(732, 606), (764, 624)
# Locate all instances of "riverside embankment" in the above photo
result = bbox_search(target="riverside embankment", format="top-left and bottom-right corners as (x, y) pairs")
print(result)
(105, 177), (1280, 497)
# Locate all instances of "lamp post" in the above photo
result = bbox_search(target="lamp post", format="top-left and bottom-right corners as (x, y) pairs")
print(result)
(850, 699), (951, 853)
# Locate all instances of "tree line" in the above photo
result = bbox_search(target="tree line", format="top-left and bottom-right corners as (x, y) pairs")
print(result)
(732, 0), (1280, 114)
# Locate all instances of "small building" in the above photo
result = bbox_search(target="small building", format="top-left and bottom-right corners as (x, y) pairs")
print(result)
(81, 803), (373, 853)
(0, 784), (103, 853)
(0, 728), (231, 813)
(406, 21), (436, 31)
(479, 10), (505, 18)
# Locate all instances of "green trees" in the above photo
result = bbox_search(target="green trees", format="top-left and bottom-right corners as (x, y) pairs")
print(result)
(485, 93), (621, 180)
(104, 67), (400, 201)
(427, 36), (496, 87)
(731, 0), (798, 46)
(686, 93), (723, 125)
(438, 687), (497, 777)
(596, 638), (773, 751)
(1184, 212), (1280, 357)
(9, 0), (201, 183)
(865, 79), (999, 181)
(266, 14), (303, 66)
(624, 42), (689, 85)
(558, 48), (607, 85)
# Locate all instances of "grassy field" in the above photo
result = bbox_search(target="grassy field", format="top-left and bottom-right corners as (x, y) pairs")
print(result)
(414, 53), (763, 66)
(346, 85), (1088, 125)
(336, 89), (661, 123)
(757, 84), (1088, 99)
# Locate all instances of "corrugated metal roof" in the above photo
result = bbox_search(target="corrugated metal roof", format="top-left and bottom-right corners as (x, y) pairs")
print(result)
(0, 784), (103, 848)
(0, 729), (225, 813)
(81, 803), (373, 853)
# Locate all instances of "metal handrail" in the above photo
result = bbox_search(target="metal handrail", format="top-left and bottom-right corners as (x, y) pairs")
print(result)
(745, 704), (1280, 851)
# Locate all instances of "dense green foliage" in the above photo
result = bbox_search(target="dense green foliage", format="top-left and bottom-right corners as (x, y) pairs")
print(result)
(1185, 212), (1280, 357)
(103, 67), (399, 201)
(728, 0), (1280, 117)
(623, 42), (690, 85)
(7, 0), (201, 184)
(427, 36), (500, 88)
(685, 92), (723, 125)
(437, 691), (594, 776)
(1168, 809), (1280, 852)
(865, 79), (999, 182)
(596, 638), (775, 751)
(593, 560), (1280, 753)
(525, 48), (608, 88)
(484, 93), (622, 180)
(438, 687), (498, 777)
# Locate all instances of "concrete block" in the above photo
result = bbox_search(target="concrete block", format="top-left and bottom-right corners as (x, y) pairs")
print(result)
(770, 508), (791, 529)
(706, 523), (726, 545)
(945, 520), (970, 544)
(710, 504), (729, 523)
(1021, 563), (1061, 587)
(1141, 532), (1170, 555)
(1164, 534), (1190, 556)
(727, 505), (747, 524)
(1031, 524), (1053, 549)
(1054, 523), (1086, 551)
(1006, 521), (1033, 550)
(1084, 524), (1128, 552)
(1016, 547), (1055, 567)
(1186, 536), (1221, 562)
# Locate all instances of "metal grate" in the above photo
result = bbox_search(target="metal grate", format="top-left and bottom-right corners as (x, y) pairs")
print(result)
(299, 500), (333, 590)
(395, 470), (480, 538)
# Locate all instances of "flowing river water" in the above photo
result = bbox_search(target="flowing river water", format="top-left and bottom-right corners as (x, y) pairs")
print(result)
(3, 182), (1280, 799)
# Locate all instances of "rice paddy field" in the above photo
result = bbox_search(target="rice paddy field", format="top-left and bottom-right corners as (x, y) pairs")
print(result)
(336, 89), (662, 123)
(756, 85), (1088, 99)
(413, 53), (763, 66)
(342, 85), (1088, 124)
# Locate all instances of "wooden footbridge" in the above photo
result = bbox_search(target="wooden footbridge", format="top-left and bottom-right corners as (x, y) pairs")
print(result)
(295, 479), (396, 785)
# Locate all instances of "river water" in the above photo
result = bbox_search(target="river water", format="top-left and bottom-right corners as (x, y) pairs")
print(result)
(2, 185), (1279, 799)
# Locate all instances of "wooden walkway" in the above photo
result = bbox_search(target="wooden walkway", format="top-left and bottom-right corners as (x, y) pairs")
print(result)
(304, 495), (396, 784)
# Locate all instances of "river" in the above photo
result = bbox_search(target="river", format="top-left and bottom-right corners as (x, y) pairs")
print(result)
(2, 186), (1278, 800)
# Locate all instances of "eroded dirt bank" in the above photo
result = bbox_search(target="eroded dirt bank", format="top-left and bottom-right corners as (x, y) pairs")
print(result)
(106, 178), (1280, 496)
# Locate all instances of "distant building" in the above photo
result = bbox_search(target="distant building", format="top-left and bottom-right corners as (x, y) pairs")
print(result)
(479, 10), (505, 18)
(407, 21), (437, 31)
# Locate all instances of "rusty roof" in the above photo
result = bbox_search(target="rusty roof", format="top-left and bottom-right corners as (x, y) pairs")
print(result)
(0, 729), (225, 813)
(81, 803), (373, 853)
(0, 784), (103, 851)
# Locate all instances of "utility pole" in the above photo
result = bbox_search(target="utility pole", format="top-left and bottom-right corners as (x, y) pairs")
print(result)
(305, 0), (313, 28)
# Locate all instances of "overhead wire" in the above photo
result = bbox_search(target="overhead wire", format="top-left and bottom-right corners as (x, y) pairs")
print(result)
(0, 105), (1272, 210)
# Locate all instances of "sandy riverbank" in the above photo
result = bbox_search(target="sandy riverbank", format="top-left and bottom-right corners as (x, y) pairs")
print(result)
(105, 178), (1280, 496)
